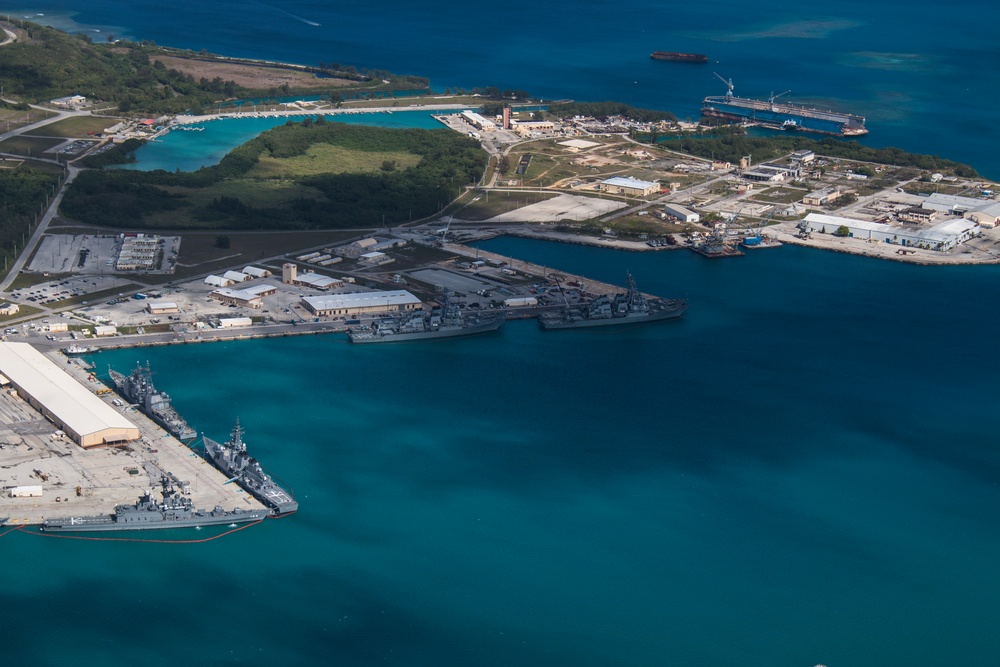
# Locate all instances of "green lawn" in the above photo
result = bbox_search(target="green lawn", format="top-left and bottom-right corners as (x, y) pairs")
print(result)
(24, 116), (119, 138)
(248, 144), (421, 178)
(0, 135), (64, 155)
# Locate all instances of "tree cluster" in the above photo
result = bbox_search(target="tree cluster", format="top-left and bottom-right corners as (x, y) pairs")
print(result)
(61, 121), (487, 230)
(548, 101), (677, 123)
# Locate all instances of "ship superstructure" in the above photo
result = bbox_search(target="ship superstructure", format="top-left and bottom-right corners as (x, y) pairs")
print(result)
(108, 362), (197, 441)
(203, 420), (298, 515)
(348, 290), (504, 343)
(702, 74), (867, 136)
(41, 477), (268, 532)
(539, 273), (686, 329)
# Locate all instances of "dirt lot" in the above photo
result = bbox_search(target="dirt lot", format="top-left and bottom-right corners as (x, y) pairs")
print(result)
(152, 55), (357, 90)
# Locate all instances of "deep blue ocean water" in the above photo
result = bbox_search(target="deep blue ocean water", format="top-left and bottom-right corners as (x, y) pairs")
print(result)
(8, 0), (1000, 178)
(4, 2), (1000, 665)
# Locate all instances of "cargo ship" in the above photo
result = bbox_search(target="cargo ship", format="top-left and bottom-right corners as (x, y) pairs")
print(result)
(651, 51), (708, 63)
(348, 291), (504, 343)
(539, 273), (686, 329)
(108, 362), (197, 441)
(203, 419), (298, 515)
(41, 477), (268, 532)
(702, 74), (867, 136)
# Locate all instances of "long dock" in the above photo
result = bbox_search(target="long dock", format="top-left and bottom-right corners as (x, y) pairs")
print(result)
(0, 349), (265, 526)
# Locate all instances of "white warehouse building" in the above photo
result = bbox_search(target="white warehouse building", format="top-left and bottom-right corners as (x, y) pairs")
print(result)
(0, 343), (139, 448)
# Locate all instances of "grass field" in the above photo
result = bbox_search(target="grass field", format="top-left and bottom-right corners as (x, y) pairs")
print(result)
(24, 116), (119, 138)
(248, 144), (421, 178)
(0, 135), (64, 156)
(0, 107), (57, 133)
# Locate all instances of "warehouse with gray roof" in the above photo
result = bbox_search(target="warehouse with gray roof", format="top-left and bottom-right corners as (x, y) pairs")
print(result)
(0, 343), (139, 448)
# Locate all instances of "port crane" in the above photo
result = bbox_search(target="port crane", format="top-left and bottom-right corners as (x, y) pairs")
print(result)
(768, 90), (791, 110)
(713, 72), (735, 100)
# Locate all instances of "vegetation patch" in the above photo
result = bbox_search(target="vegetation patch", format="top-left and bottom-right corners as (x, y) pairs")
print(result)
(62, 120), (487, 231)
(24, 116), (117, 138)
(248, 144), (421, 178)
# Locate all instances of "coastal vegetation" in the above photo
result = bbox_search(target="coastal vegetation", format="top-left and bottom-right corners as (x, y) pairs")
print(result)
(546, 101), (677, 123)
(647, 127), (978, 177)
(0, 21), (429, 115)
(61, 120), (486, 230)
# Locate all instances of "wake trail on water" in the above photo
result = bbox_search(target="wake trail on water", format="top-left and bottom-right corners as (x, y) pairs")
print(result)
(248, 0), (321, 27)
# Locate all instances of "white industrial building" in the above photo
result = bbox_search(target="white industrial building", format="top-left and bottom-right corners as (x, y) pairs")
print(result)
(599, 176), (659, 197)
(460, 110), (496, 131)
(358, 251), (394, 266)
(0, 343), (139, 448)
(147, 301), (179, 314)
(205, 274), (234, 288)
(210, 284), (277, 309)
(242, 266), (272, 278)
(223, 270), (252, 283)
(302, 291), (421, 318)
(218, 317), (253, 328)
(804, 213), (978, 250)
(663, 204), (700, 223)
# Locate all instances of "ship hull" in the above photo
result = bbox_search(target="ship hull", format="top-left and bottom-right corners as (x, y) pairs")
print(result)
(108, 368), (197, 441)
(651, 51), (708, 63)
(41, 510), (268, 532)
(539, 303), (687, 329)
(702, 96), (867, 136)
(203, 431), (298, 515)
(348, 318), (504, 343)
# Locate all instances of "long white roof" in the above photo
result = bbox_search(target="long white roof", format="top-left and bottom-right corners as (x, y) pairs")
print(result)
(0, 343), (137, 437)
(601, 176), (657, 189)
(304, 290), (420, 311)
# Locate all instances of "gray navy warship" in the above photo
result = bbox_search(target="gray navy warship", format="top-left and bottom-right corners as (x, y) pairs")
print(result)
(41, 477), (268, 532)
(348, 291), (504, 343)
(108, 362), (197, 441)
(539, 273), (686, 329)
(203, 420), (298, 515)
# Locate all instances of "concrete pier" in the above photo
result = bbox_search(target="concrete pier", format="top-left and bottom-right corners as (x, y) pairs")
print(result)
(0, 349), (265, 526)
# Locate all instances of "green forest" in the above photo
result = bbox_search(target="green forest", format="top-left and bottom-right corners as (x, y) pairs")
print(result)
(60, 119), (487, 230)
(0, 164), (63, 271)
(0, 21), (428, 114)
(647, 128), (978, 177)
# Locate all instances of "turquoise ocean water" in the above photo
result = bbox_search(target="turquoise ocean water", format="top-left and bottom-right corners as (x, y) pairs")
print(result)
(4, 1), (1000, 665)
(118, 111), (450, 172)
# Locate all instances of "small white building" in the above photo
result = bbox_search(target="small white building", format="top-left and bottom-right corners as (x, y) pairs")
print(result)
(94, 325), (118, 337)
(358, 251), (394, 266)
(663, 204), (700, 223)
(50, 95), (86, 109)
(147, 301), (179, 314)
(205, 274), (234, 288)
(218, 317), (253, 328)
(242, 266), (272, 279)
(223, 270), (251, 283)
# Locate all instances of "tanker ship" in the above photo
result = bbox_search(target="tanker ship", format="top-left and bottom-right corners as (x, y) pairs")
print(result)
(701, 74), (867, 137)
(650, 51), (708, 63)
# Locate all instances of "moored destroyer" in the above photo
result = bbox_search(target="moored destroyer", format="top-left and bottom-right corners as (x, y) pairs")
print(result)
(348, 290), (505, 343)
(41, 477), (268, 532)
(203, 419), (298, 515)
(108, 362), (197, 441)
(539, 273), (686, 329)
